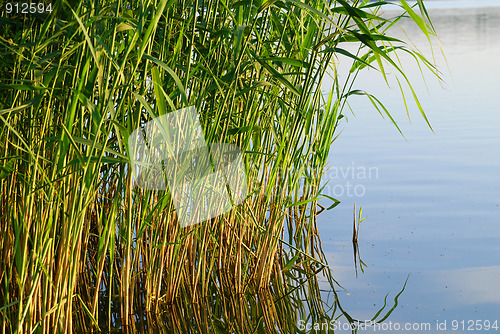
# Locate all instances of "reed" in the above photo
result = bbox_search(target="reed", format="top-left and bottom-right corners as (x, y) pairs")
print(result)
(0, 0), (438, 332)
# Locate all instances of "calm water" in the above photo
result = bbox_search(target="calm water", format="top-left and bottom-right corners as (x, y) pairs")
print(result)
(318, 2), (500, 332)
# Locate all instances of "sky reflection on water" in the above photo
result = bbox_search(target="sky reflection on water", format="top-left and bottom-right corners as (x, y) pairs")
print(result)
(318, 3), (500, 332)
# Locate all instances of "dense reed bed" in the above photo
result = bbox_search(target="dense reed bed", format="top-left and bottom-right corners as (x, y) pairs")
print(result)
(0, 0), (438, 332)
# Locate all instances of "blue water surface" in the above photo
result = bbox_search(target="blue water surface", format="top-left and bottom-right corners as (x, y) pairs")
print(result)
(317, 3), (500, 333)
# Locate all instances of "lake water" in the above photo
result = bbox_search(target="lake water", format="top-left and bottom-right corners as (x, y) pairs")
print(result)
(317, 1), (500, 332)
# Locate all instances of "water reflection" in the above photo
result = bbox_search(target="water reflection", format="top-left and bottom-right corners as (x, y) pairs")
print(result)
(318, 3), (500, 331)
(430, 266), (500, 305)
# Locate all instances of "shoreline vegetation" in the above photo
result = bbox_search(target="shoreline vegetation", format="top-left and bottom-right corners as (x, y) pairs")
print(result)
(0, 0), (439, 332)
